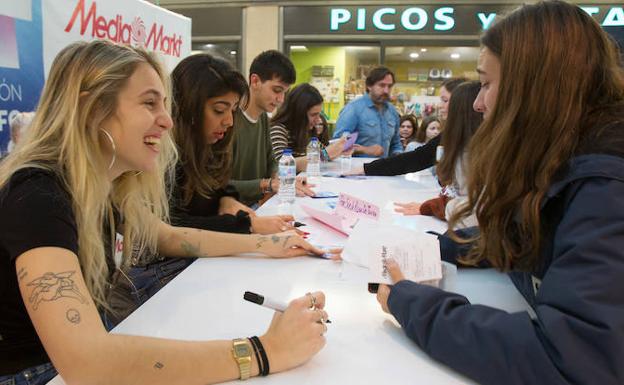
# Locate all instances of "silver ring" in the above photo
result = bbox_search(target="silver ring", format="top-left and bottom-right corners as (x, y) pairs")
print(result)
(307, 293), (317, 309)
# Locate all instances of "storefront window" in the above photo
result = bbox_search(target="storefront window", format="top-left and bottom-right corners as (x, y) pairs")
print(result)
(191, 42), (240, 70)
(288, 44), (380, 126)
(384, 46), (479, 118)
(289, 43), (479, 124)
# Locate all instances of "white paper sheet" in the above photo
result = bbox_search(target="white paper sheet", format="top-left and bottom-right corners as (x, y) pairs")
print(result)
(368, 235), (442, 284)
(342, 222), (442, 284)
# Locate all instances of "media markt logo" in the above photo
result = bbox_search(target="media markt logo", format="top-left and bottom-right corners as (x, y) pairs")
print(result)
(131, 16), (146, 47)
(64, 0), (183, 57)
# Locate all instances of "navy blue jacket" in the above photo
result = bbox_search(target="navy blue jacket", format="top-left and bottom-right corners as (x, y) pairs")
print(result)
(388, 154), (624, 385)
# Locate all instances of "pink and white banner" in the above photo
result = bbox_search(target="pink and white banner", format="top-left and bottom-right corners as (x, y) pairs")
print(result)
(0, 0), (191, 152)
(43, 0), (191, 75)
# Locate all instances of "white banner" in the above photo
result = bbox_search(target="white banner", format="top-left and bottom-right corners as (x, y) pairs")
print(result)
(0, 0), (32, 21)
(42, 0), (191, 75)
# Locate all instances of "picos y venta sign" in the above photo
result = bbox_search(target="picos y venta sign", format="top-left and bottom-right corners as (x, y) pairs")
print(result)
(283, 5), (624, 35)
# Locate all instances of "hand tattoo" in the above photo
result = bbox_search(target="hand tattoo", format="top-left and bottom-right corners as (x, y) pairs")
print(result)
(271, 235), (280, 244)
(27, 271), (87, 310)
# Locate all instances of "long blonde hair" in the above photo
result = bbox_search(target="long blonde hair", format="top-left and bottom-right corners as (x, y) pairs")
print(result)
(450, 1), (624, 271)
(0, 40), (177, 308)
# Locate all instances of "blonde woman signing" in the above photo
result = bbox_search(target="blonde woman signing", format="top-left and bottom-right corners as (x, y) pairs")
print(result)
(0, 40), (328, 384)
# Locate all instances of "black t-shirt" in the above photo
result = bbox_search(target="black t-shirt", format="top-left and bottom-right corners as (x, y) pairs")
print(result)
(0, 168), (79, 374)
(168, 164), (251, 235)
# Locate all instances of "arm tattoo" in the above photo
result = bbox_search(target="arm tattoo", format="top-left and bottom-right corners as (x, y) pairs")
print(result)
(256, 236), (268, 249)
(17, 267), (27, 281)
(154, 362), (164, 369)
(66, 308), (81, 324)
(181, 240), (200, 256)
(27, 271), (87, 310)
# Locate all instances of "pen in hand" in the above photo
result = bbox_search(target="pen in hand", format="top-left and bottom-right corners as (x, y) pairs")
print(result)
(244, 291), (331, 323)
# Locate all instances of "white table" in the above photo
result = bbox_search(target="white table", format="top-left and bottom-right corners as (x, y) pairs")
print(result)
(49, 159), (531, 385)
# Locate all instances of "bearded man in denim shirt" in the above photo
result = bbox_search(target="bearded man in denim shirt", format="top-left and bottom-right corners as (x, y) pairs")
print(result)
(333, 66), (402, 157)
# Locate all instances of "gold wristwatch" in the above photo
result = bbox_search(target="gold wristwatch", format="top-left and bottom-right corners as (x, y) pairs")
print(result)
(232, 338), (252, 380)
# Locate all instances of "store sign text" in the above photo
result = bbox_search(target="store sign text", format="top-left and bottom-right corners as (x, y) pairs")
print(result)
(64, 0), (184, 57)
(330, 6), (624, 32)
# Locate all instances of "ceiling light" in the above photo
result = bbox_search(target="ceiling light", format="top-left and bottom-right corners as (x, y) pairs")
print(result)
(420, 48), (427, 52)
(230, 50), (237, 55)
(450, 53), (460, 59)
(290, 45), (308, 51)
(203, 44), (214, 49)
(344, 46), (373, 51)
(409, 53), (420, 59)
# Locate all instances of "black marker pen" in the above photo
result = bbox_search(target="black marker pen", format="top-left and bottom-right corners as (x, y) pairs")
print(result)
(244, 291), (331, 323)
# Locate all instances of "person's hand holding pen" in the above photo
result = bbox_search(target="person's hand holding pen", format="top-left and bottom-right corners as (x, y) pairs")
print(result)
(251, 291), (329, 374)
(295, 175), (316, 197)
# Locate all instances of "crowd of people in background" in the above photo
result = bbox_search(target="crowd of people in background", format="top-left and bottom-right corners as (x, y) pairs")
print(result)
(1, 1), (623, 385)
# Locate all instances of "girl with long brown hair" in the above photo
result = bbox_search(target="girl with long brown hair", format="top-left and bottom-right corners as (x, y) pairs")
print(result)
(394, 81), (482, 223)
(377, 2), (624, 384)
(169, 54), (296, 235)
(405, 115), (440, 151)
(270, 83), (346, 172)
(111, 54), (305, 320)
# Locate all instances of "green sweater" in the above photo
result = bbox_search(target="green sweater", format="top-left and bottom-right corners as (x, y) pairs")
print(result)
(230, 109), (277, 205)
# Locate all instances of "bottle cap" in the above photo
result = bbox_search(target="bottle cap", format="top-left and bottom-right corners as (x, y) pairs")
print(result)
(283, 148), (293, 155)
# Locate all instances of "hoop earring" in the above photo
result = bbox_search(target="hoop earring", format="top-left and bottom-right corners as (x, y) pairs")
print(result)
(99, 128), (116, 170)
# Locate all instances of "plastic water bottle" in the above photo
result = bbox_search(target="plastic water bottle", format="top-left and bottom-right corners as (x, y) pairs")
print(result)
(278, 149), (296, 206)
(306, 137), (321, 185)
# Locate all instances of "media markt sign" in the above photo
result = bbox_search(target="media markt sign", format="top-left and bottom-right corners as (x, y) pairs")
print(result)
(42, 0), (191, 74)
(63, 0), (183, 56)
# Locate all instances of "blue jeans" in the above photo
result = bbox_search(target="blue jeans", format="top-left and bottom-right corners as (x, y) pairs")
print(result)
(0, 363), (57, 385)
(106, 257), (196, 327)
(128, 257), (196, 305)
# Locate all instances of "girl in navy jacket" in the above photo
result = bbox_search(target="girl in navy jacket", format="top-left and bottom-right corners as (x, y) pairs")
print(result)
(377, 2), (624, 384)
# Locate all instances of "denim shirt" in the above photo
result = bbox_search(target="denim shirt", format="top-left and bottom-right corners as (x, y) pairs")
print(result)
(333, 93), (402, 157)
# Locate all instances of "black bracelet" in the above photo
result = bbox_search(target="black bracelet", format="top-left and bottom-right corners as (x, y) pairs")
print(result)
(249, 336), (269, 376)
(248, 337), (263, 376)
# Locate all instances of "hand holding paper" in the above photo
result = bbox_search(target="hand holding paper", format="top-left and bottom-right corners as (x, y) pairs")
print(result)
(368, 237), (442, 286)
(376, 259), (404, 314)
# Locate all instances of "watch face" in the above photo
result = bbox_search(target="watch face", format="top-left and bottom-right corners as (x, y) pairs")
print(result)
(234, 343), (251, 356)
